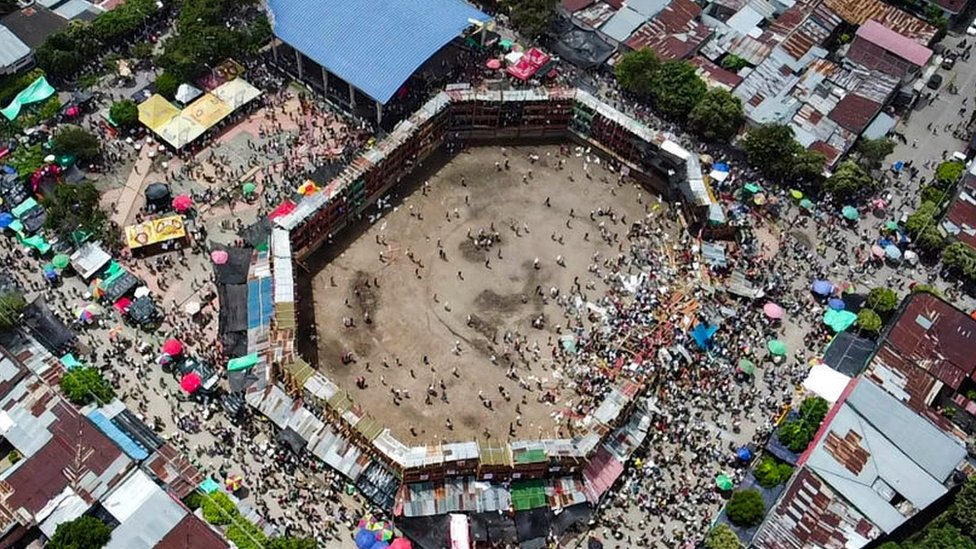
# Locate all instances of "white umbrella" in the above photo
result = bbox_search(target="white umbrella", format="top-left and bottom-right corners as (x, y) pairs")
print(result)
(44, 154), (55, 163)
(134, 286), (150, 298)
(183, 301), (201, 315)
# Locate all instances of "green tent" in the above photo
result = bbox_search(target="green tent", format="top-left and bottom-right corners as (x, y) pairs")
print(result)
(767, 339), (788, 356)
(743, 182), (762, 194)
(884, 220), (899, 231)
(52, 254), (70, 269)
(841, 205), (859, 221)
(198, 477), (220, 494)
(738, 359), (756, 375)
(227, 353), (259, 372)
(60, 354), (83, 369)
(7, 219), (24, 237)
(1, 76), (56, 121)
(21, 234), (50, 254)
(11, 197), (38, 219)
(823, 309), (858, 333)
(715, 473), (734, 490)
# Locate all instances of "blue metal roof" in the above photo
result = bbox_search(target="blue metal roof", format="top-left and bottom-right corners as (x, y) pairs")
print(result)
(88, 410), (149, 461)
(268, 0), (489, 104)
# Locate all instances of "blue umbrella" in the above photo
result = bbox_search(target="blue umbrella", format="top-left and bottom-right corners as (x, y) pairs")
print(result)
(893, 161), (904, 172)
(828, 298), (846, 310)
(0, 212), (12, 229)
(811, 280), (833, 296)
(736, 447), (752, 461)
(713, 162), (730, 172)
(884, 245), (902, 261)
(356, 529), (377, 549)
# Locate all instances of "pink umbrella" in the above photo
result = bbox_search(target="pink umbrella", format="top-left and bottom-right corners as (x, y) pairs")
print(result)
(486, 58), (501, 69)
(180, 372), (201, 393)
(763, 302), (785, 319)
(871, 245), (885, 258)
(172, 194), (192, 212)
(211, 250), (229, 265)
(162, 338), (183, 356)
(390, 539), (412, 549)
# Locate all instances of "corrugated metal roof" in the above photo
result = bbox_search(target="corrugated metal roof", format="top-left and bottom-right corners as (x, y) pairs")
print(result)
(827, 93), (881, 133)
(574, 2), (617, 28)
(266, 0), (489, 104)
(822, 0), (936, 44)
(599, 6), (647, 42)
(624, 0), (711, 61)
(856, 19), (933, 66)
(103, 488), (186, 549)
(0, 25), (30, 71)
(627, 0), (670, 17)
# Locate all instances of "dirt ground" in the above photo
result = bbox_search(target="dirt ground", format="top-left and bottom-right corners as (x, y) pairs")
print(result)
(308, 144), (653, 442)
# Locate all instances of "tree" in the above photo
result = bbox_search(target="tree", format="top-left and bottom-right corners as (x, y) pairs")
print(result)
(44, 181), (109, 242)
(823, 160), (876, 199)
(706, 523), (743, 549)
(743, 124), (801, 181)
(267, 537), (318, 549)
(52, 126), (101, 162)
(720, 54), (748, 71)
(154, 72), (180, 100)
(866, 287), (899, 313)
(6, 144), (45, 179)
(856, 309), (883, 333)
(951, 475), (976, 534)
(726, 489), (765, 527)
(109, 100), (138, 129)
(48, 515), (112, 549)
(936, 160), (966, 188)
(615, 48), (659, 95)
(777, 397), (829, 453)
(649, 60), (706, 120)
(915, 524), (976, 549)
(906, 201), (940, 238)
(0, 291), (26, 330)
(911, 283), (943, 297)
(753, 456), (794, 488)
(943, 242), (976, 282)
(503, 0), (558, 38)
(59, 367), (115, 405)
(689, 88), (744, 142)
(855, 137), (895, 169)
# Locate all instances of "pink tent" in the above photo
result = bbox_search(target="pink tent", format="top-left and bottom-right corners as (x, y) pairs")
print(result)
(180, 372), (201, 393)
(172, 194), (192, 212)
(211, 250), (229, 265)
(268, 200), (297, 220)
(486, 58), (501, 69)
(162, 338), (183, 356)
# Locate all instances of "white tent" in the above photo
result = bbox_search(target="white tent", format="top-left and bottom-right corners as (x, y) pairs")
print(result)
(174, 83), (202, 104)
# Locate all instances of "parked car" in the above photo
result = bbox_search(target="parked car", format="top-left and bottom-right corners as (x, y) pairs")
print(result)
(928, 74), (944, 90)
(942, 53), (957, 70)
(967, 22), (976, 36)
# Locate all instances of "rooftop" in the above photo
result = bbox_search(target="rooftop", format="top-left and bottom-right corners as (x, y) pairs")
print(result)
(855, 19), (933, 67)
(0, 25), (30, 69)
(823, 0), (937, 45)
(1, 5), (68, 49)
(943, 168), (976, 249)
(266, 0), (489, 104)
(624, 0), (711, 60)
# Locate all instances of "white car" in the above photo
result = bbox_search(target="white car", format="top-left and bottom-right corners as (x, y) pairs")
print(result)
(968, 22), (976, 36)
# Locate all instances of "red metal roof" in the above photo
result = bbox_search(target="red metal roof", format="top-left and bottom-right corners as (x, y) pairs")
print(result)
(561, 0), (596, 12)
(856, 19), (933, 66)
(827, 93), (881, 133)
(945, 176), (976, 250)
(156, 514), (230, 549)
(823, 0), (937, 44)
(690, 56), (743, 89)
(624, 0), (710, 60)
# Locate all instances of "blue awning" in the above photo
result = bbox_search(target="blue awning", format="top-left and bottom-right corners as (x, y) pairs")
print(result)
(268, 0), (490, 104)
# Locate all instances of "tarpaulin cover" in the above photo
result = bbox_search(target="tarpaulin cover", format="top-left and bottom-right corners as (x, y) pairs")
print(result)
(227, 352), (259, 372)
(102, 272), (140, 302)
(821, 331), (875, 377)
(11, 197), (38, 218)
(506, 47), (551, 80)
(690, 323), (718, 349)
(247, 276), (273, 329)
(22, 299), (75, 352)
(823, 309), (857, 333)
(1, 76), (56, 121)
(212, 246), (253, 284)
(268, 200), (297, 220)
(88, 410), (149, 460)
(125, 215), (186, 249)
(551, 23), (615, 68)
(199, 477), (220, 494)
(218, 284), (248, 333)
(138, 94), (180, 131)
(128, 296), (158, 325)
(514, 508), (551, 543)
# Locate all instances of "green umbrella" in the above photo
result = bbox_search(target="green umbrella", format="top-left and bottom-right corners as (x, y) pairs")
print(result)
(767, 339), (788, 356)
(242, 182), (257, 195)
(799, 198), (815, 211)
(744, 182), (762, 194)
(52, 254), (70, 269)
(715, 473), (734, 491)
(842, 205), (859, 221)
(885, 220), (899, 231)
(738, 359), (756, 375)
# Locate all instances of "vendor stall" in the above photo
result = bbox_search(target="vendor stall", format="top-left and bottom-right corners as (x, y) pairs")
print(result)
(124, 215), (188, 254)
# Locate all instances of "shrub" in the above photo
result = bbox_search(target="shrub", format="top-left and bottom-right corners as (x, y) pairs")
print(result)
(777, 397), (829, 453)
(706, 523), (743, 549)
(727, 489), (766, 527)
(753, 456), (794, 488)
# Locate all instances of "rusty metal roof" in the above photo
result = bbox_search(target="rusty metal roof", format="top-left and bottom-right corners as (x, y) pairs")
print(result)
(624, 0), (711, 60)
(822, 0), (936, 44)
(943, 169), (976, 249)
(828, 93), (881, 132)
(156, 515), (229, 549)
(690, 56), (744, 89)
(753, 467), (883, 549)
(573, 1), (616, 29)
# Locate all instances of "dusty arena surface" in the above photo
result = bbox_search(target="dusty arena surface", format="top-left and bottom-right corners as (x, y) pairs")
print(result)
(307, 144), (655, 442)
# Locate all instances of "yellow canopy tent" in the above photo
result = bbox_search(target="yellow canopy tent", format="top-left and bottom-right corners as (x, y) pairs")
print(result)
(138, 94), (180, 133)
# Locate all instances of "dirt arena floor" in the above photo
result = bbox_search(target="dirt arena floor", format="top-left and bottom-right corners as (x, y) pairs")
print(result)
(307, 144), (655, 442)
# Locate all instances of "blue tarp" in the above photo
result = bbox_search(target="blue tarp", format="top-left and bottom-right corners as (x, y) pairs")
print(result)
(87, 410), (149, 460)
(247, 276), (273, 330)
(690, 323), (718, 349)
(267, 0), (489, 103)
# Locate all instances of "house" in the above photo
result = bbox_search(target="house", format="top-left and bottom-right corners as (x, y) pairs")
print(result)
(942, 162), (976, 249)
(624, 0), (712, 60)
(753, 377), (969, 549)
(0, 25), (31, 76)
(847, 19), (933, 79)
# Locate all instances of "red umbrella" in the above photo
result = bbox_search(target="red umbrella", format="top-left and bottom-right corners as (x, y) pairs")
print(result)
(180, 372), (201, 393)
(162, 338), (183, 356)
(486, 58), (501, 69)
(763, 302), (785, 319)
(66, 106), (80, 117)
(390, 539), (413, 549)
(172, 194), (192, 212)
(211, 250), (229, 265)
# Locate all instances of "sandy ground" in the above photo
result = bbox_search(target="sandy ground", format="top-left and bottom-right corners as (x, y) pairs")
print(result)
(306, 144), (652, 442)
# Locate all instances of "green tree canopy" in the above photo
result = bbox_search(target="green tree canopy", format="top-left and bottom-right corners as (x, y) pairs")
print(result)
(951, 474), (976, 534)
(855, 137), (895, 169)
(154, 72), (180, 100)
(866, 287), (899, 313)
(742, 124), (801, 181)
(936, 160), (966, 188)
(905, 201), (941, 239)
(614, 48), (659, 95)
(823, 160), (876, 199)
(706, 523), (743, 549)
(753, 455), (794, 488)
(915, 524), (976, 549)
(856, 308), (883, 333)
(0, 291), (26, 330)
(7, 144), (45, 179)
(649, 60), (707, 120)
(792, 149), (826, 184)
(943, 242), (976, 282)
(727, 489), (765, 527)
(911, 283), (943, 297)
(689, 88), (744, 142)
(720, 54), (748, 71)
(52, 126), (101, 162)
(267, 537), (318, 549)
(503, 0), (558, 38)
(59, 367), (115, 406)
(48, 515), (112, 549)
(109, 100), (139, 129)
(43, 181), (109, 242)
(778, 397), (829, 452)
